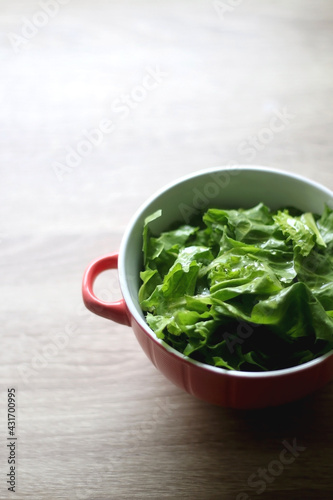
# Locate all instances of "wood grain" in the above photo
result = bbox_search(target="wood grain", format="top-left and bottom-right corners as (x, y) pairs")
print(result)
(1, 0), (333, 498)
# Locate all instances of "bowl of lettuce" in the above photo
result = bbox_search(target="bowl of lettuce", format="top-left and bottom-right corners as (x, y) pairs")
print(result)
(82, 166), (333, 408)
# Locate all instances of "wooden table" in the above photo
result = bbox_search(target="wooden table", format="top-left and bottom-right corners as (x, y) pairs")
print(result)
(1, 0), (333, 498)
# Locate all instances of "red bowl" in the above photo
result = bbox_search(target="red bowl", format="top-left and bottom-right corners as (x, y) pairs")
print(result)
(82, 166), (333, 409)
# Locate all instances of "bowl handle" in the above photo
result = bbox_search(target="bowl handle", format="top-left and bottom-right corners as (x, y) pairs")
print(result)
(82, 253), (131, 326)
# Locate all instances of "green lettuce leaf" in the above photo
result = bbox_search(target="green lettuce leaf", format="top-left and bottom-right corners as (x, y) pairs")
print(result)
(139, 203), (333, 371)
(273, 210), (326, 257)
